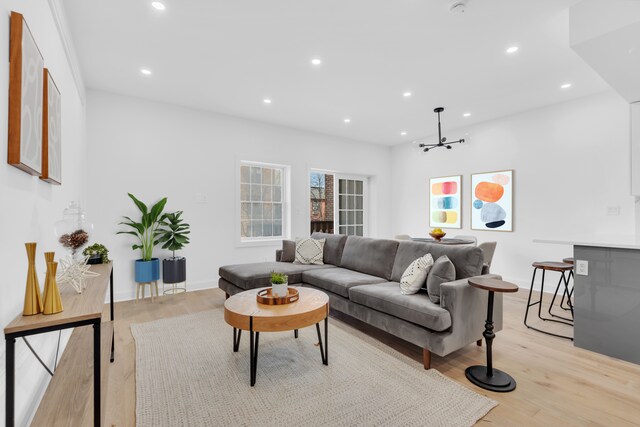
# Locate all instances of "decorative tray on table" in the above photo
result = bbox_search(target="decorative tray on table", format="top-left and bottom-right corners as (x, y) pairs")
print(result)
(256, 288), (299, 305)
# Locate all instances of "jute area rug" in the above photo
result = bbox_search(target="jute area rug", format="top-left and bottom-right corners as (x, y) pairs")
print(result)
(131, 309), (497, 427)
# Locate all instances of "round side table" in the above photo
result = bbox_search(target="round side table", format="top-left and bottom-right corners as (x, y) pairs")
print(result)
(465, 277), (518, 393)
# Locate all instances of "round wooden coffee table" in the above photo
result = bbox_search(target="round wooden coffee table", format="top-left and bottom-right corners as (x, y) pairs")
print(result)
(224, 287), (329, 386)
(465, 277), (518, 393)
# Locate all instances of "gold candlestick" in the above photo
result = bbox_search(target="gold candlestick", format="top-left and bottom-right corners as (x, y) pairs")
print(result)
(42, 252), (55, 302)
(42, 261), (63, 315)
(23, 242), (43, 316)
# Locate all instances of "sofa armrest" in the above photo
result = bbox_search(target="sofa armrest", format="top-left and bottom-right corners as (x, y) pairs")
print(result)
(439, 274), (503, 349)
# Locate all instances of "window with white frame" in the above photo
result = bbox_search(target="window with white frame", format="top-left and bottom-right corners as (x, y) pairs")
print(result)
(240, 161), (288, 242)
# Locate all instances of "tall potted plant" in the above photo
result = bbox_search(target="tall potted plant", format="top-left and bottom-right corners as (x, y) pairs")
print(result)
(157, 211), (190, 287)
(117, 193), (167, 283)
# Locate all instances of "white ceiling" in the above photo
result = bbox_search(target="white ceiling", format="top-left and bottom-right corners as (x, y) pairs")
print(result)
(63, 0), (610, 145)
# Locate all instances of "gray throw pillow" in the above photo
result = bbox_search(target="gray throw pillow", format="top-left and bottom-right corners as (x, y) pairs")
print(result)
(426, 255), (456, 304)
(281, 240), (295, 262)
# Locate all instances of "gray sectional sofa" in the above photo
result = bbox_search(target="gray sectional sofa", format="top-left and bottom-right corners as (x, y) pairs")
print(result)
(218, 232), (503, 369)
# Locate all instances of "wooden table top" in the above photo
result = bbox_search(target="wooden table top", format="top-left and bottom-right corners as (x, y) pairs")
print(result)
(224, 287), (329, 332)
(468, 277), (519, 293)
(4, 263), (112, 336)
(532, 261), (574, 272)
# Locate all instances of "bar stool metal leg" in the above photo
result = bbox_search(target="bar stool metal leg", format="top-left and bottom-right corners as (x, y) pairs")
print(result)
(524, 266), (573, 341)
(548, 272), (574, 322)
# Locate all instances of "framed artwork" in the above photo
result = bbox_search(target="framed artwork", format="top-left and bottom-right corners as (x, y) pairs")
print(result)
(41, 69), (62, 185)
(429, 175), (461, 229)
(471, 170), (513, 231)
(8, 12), (44, 176)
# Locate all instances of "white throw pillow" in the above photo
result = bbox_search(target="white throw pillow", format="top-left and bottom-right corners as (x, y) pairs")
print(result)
(294, 238), (325, 265)
(400, 254), (434, 295)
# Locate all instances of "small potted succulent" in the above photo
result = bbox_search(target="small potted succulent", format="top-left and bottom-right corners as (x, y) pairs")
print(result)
(270, 272), (288, 297)
(82, 243), (110, 265)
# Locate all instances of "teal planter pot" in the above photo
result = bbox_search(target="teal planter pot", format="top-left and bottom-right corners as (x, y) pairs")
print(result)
(135, 258), (160, 282)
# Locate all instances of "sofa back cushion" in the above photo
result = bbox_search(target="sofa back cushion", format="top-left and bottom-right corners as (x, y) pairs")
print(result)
(391, 241), (484, 282)
(340, 236), (399, 280)
(311, 232), (348, 266)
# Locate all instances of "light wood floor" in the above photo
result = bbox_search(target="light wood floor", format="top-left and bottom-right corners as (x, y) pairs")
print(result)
(103, 288), (640, 426)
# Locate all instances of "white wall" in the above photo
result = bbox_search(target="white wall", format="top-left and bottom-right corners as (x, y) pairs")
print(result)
(85, 90), (392, 301)
(0, 1), (87, 425)
(391, 91), (634, 290)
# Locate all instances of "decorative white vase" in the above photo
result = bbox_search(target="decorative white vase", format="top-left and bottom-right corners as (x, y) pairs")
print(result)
(272, 282), (288, 297)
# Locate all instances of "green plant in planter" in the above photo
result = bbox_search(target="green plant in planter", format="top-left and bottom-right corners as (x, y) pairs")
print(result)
(82, 243), (110, 264)
(157, 211), (190, 259)
(117, 193), (167, 261)
(270, 272), (288, 285)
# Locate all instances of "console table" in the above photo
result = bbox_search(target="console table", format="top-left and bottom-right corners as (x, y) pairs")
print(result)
(4, 262), (114, 427)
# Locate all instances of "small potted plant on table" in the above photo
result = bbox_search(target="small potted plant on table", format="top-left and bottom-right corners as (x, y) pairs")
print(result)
(270, 272), (288, 297)
(117, 193), (167, 287)
(157, 211), (190, 294)
(83, 243), (111, 265)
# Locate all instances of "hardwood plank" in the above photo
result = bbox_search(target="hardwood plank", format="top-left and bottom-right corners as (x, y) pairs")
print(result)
(31, 321), (113, 427)
(5, 263), (112, 335)
(103, 288), (640, 427)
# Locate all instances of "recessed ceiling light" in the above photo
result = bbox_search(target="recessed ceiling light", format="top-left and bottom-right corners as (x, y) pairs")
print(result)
(561, 83), (572, 89)
(401, 131), (407, 136)
(403, 92), (412, 97)
(140, 68), (152, 76)
(506, 46), (519, 54)
(463, 112), (471, 117)
(344, 118), (351, 123)
(263, 98), (272, 104)
(311, 58), (322, 66)
(151, 1), (166, 10)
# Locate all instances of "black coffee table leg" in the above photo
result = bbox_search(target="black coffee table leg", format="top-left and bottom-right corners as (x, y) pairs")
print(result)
(233, 328), (242, 352)
(465, 290), (516, 392)
(315, 318), (329, 365)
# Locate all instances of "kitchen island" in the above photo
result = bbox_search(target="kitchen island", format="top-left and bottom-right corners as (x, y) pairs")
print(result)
(534, 236), (640, 365)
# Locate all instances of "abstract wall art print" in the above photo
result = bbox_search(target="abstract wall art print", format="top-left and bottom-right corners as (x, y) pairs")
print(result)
(8, 12), (44, 176)
(429, 175), (461, 229)
(471, 170), (513, 231)
(41, 69), (62, 185)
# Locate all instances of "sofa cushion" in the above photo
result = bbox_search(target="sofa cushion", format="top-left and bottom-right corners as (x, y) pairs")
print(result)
(302, 267), (387, 298)
(340, 236), (399, 280)
(400, 254), (434, 295)
(295, 237), (325, 265)
(390, 241), (484, 282)
(349, 283), (452, 332)
(219, 262), (334, 290)
(281, 240), (295, 262)
(426, 255), (456, 304)
(311, 232), (348, 266)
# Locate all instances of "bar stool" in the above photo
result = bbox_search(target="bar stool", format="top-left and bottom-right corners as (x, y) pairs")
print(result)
(524, 261), (574, 340)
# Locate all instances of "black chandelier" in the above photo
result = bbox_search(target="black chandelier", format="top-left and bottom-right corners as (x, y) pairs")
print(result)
(419, 107), (465, 152)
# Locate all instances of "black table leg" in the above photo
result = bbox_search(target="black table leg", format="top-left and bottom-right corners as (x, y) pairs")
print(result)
(325, 316), (328, 365)
(252, 332), (260, 386)
(110, 266), (115, 363)
(316, 319), (329, 365)
(465, 291), (516, 392)
(294, 329), (298, 339)
(249, 316), (259, 386)
(233, 328), (242, 352)
(93, 321), (101, 426)
(6, 336), (15, 427)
